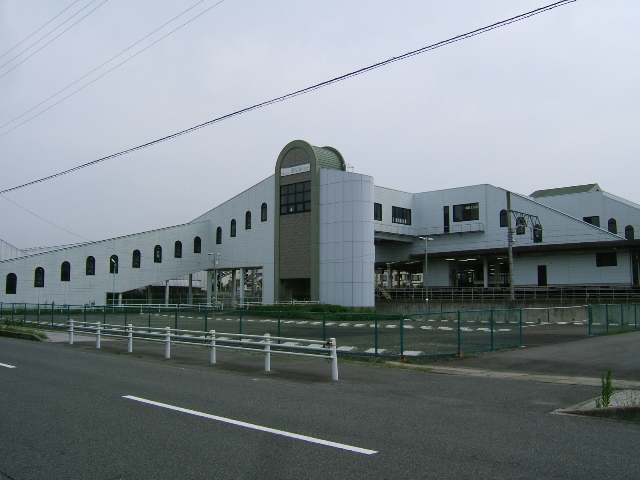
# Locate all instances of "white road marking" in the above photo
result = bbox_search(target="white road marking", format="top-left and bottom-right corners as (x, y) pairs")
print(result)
(0, 362), (17, 369)
(123, 395), (377, 455)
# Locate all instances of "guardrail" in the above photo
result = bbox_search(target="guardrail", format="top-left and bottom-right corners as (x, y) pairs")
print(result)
(67, 320), (339, 380)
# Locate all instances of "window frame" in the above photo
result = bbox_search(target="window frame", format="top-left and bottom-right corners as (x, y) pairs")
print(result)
(6, 273), (17, 294)
(391, 206), (411, 225)
(86, 256), (96, 276)
(194, 236), (202, 253)
(453, 202), (479, 222)
(245, 211), (251, 230)
(174, 241), (182, 258)
(61, 261), (71, 282)
(34, 267), (45, 288)
(154, 245), (162, 263)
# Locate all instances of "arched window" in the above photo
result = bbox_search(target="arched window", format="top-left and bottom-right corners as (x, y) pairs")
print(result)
(245, 211), (251, 230)
(230, 219), (236, 237)
(499, 209), (508, 228)
(86, 256), (95, 276)
(515, 216), (526, 235)
(132, 250), (141, 268)
(533, 224), (543, 243)
(216, 227), (222, 245)
(154, 245), (162, 263)
(174, 241), (182, 258)
(110, 255), (119, 274)
(625, 225), (635, 240)
(608, 218), (618, 234)
(6, 273), (17, 294)
(261, 202), (268, 222)
(34, 267), (45, 288)
(194, 236), (201, 253)
(61, 261), (71, 282)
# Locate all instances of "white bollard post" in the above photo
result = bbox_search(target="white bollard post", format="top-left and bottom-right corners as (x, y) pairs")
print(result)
(127, 324), (133, 353)
(95, 322), (101, 349)
(264, 333), (271, 372)
(209, 330), (216, 364)
(68, 319), (74, 345)
(164, 326), (171, 359)
(330, 337), (338, 381)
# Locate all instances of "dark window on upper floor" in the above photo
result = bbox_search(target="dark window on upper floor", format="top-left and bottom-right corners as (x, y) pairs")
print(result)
(608, 218), (617, 234)
(280, 181), (311, 215)
(499, 209), (508, 228)
(245, 211), (251, 230)
(194, 236), (202, 253)
(216, 227), (222, 245)
(583, 216), (600, 227)
(374, 203), (382, 221)
(154, 245), (162, 263)
(625, 225), (634, 240)
(6, 273), (17, 294)
(174, 241), (182, 258)
(230, 219), (236, 237)
(444, 206), (450, 233)
(110, 255), (119, 274)
(515, 216), (526, 235)
(596, 252), (617, 267)
(261, 203), (268, 222)
(132, 250), (141, 268)
(533, 224), (543, 243)
(392, 206), (411, 225)
(34, 267), (45, 287)
(453, 202), (479, 222)
(61, 261), (71, 282)
(86, 256), (95, 275)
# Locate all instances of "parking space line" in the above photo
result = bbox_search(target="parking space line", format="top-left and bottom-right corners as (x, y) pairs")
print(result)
(123, 395), (377, 455)
(0, 362), (17, 369)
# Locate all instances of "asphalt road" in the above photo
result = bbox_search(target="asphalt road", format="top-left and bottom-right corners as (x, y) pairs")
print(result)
(1, 336), (639, 479)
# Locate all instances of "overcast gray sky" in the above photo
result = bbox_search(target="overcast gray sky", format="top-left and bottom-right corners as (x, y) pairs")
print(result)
(1, 0), (638, 249)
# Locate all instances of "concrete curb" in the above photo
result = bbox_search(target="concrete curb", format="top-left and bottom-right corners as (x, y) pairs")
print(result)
(386, 361), (640, 388)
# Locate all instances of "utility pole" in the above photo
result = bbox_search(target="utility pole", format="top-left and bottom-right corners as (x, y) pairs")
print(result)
(506, 191), (515, 301)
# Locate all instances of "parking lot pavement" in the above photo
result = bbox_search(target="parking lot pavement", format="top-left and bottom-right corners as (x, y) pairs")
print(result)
(423, 330), (640, 383)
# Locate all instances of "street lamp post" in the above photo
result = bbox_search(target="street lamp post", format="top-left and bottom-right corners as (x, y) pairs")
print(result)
(110, 258), (116, 312)
(419, 236), (434, 315)
(207, 253), (221, 308)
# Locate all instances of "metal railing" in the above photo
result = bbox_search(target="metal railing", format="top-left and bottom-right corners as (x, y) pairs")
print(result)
(67, 319), (338, 380)
(377, 285), (640, 302)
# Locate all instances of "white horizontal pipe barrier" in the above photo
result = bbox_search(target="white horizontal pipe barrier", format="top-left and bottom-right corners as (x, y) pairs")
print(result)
(67, 320), (338, 380)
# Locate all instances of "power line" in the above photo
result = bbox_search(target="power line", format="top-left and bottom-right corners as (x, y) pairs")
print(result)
(0, 0), (109, 78)
(0, 0), (224, 134)
(0, 0), (83, 59)
(0, 0), (576, 196)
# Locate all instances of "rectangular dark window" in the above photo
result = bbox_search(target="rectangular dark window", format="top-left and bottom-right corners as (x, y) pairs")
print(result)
(392, 206), (411, 225)
(453, 202), (479, 222)
(596, 252), (617, 267)
(280, 181), (311, 215)
(583, 216), (600, 227)
(374, 203), (382, 221)
(443, 206), (450, 233)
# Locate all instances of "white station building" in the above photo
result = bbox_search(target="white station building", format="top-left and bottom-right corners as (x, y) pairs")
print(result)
(2, 140), (639, 307)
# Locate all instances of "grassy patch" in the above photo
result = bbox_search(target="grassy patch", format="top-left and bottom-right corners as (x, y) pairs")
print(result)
(0, 322), (48, 339)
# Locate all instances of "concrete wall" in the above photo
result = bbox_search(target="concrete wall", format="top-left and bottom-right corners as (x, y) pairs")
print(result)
(319, 169), (375, 307)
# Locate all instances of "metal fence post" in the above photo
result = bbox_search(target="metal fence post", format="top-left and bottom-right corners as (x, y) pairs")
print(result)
(51, 303), (54, 327)
(127, 324), (133, 353)
(400, 315), (404, 358)
(277, 311), (281, 340)
(322, 312), (327, 342)
(209, 330), (216, 364)
(68, 319), (74, 345)
(36, 303), (40, 325)
(330, 337), (339, 381)
(374, 313), (379, 357)
(519, 308), (523, 346)
(67, 305), (70, 325)
(239, 311), (243, 335)
(605, 303), (609, 333)
(264, 333), (271, 372)
(620, 304), (624, 331)
(457, 310), (461, 355)
(23, 303), (27, 323)
(588, 304), (593, 335)
(204, 308), (208, 332)
(164, 326), (171, 359)
(174, 308), (178, 331)
(103, 305), (106, 325)
(95, 322), (101, 349)
(490, 308), (494, 351)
